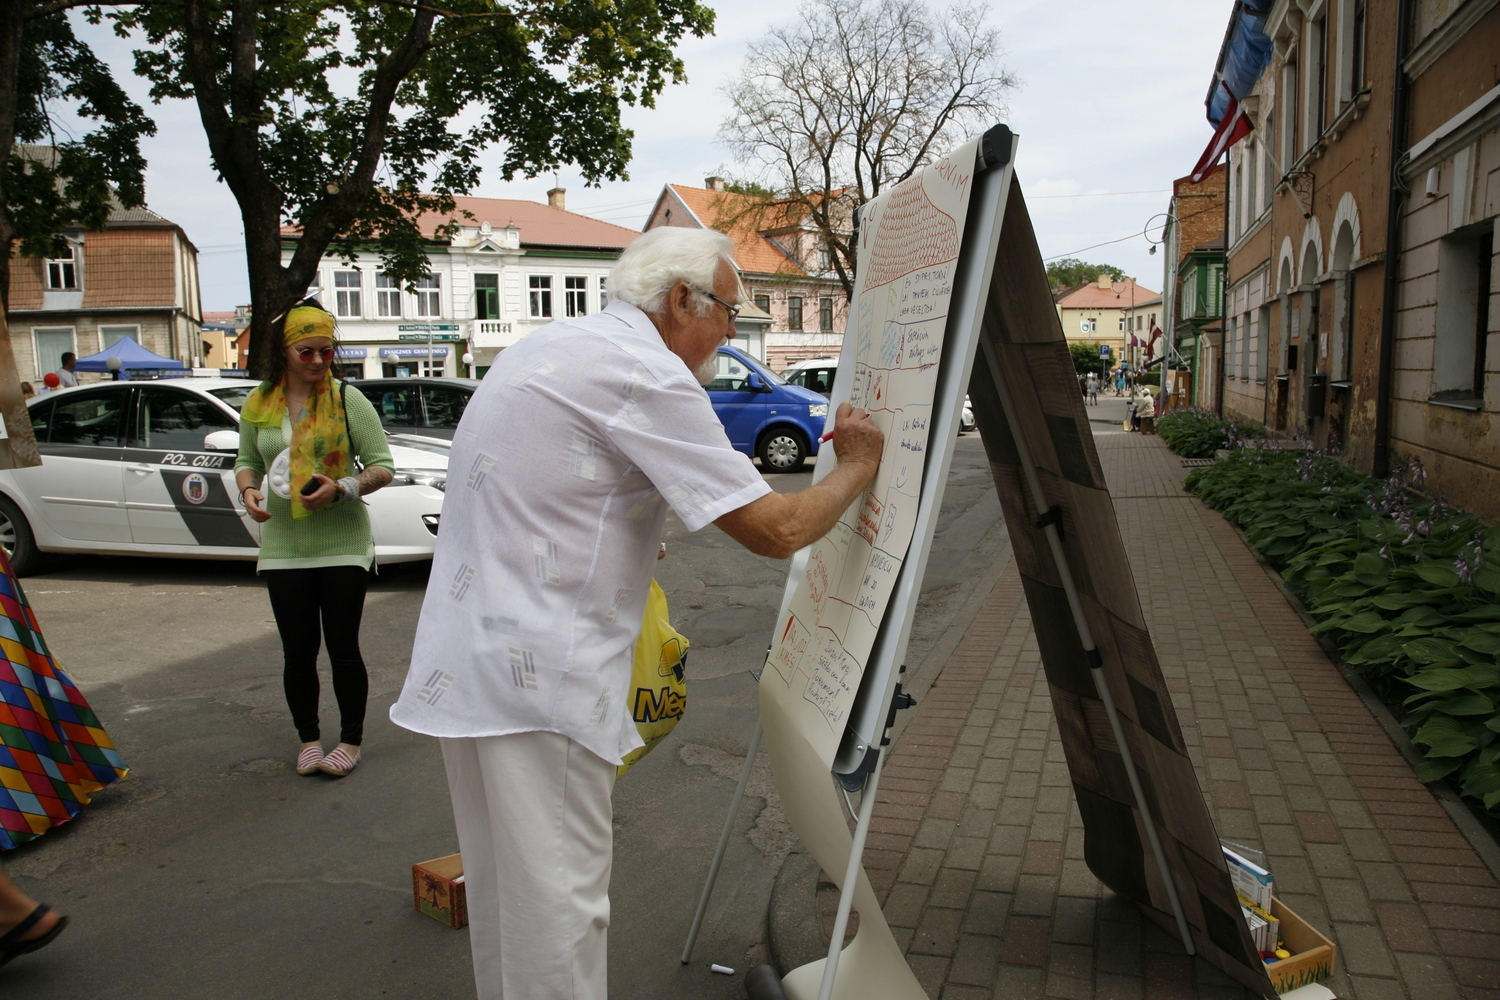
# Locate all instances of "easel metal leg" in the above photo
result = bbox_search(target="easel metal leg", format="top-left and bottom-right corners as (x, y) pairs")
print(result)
(815, 750), (886, 1000)
(681, 717), (764, 965)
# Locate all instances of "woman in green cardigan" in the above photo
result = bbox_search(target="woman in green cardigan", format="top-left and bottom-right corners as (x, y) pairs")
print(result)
(234, 302), (396, 778)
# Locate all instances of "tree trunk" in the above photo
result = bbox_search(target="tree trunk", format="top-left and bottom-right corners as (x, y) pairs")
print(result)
(0, 6), (42, 469)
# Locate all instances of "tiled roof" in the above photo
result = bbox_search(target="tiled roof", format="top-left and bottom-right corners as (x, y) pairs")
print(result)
(1055, 277), (1161, 309)
(14, 146), (177, 229)
(443, 196), (639, 250)
(657, 185), (809, 277)
(8, 258), (44, 311)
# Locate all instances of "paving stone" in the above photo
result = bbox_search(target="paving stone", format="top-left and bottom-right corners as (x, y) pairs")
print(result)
(1334, 922), (1398, 977)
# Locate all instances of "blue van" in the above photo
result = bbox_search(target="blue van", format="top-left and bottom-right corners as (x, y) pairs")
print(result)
(707, 346), (828, 472)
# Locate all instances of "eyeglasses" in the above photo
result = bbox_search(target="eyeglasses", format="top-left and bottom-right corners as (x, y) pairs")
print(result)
(293, 346), (337, 361)
(700, 290), (741, 324)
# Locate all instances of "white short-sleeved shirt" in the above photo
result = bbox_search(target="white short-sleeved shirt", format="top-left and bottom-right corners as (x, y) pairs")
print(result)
(389, 301), (772, 764)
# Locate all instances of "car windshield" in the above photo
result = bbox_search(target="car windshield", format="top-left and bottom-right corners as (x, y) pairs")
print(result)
(207, 386), (254, 412)
(741, 355), (787, 384)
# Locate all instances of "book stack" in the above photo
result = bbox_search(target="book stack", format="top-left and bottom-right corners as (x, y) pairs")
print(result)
(1223, 843), (1282, 956)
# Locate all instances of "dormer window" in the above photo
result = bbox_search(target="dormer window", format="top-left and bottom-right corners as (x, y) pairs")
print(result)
(47, 245), (77, 290)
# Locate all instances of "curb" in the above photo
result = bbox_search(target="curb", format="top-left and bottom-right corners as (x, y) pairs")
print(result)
(1213, 500), (1500, 882)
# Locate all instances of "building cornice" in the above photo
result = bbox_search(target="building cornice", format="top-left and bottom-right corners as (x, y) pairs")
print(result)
(1405, 0), (1500, 79)
(1402, 82), (1500, 178)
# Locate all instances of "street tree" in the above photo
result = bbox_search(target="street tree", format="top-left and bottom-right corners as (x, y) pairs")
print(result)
(720, 0), (1016, 299)
(114, 0), (715, 377)
(0, 3), (156, 469)
(1046, 258), (1127, 291)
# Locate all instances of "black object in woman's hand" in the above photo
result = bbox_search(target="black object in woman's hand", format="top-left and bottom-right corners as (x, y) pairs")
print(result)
(300, 478), (321, 496)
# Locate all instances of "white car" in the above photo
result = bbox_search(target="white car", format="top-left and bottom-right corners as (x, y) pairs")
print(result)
(0, 378), (447, 574)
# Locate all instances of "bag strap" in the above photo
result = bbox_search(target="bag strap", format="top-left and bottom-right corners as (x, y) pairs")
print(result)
(337, 378), (366, 473)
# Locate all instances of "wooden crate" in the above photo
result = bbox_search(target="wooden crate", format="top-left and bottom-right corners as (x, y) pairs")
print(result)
(1264, 897), (1336, 995)
(412, 853), (468, 929)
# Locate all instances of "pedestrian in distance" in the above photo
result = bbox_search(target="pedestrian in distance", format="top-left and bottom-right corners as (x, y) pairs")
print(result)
(1087, 375), (1099, 405)
(54, 353), (78, 389)
(390, 226), (884, 1000)
(36, 373), (59, 396)
(1140, 388), (1158, 434)
(234, 301), (396, 779)
(19, 382), (33, 400)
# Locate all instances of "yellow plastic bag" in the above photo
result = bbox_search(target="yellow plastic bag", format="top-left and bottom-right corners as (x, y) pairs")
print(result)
(617, 579), (689, 778)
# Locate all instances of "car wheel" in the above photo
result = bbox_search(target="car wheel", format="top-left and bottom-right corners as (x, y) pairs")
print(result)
(0, 495), (45, 576)
(758, 427), (808, 473)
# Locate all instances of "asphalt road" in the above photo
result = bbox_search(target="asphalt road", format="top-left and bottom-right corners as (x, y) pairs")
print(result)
(2, 434), (1006, 999)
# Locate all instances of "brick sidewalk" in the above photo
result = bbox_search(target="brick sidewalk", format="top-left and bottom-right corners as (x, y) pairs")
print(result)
(856, 426), (1500, 999)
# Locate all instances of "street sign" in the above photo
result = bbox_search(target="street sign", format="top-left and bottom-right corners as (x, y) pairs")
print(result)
(398, 333), (463, 342)
(1098, 344), (1111, 357)
(397, 324), (460, 332)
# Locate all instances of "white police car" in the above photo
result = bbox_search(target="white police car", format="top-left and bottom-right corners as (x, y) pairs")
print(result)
(0, 378), (448, 574)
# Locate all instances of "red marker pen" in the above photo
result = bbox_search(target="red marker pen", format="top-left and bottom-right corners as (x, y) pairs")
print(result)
(819, 430), (835, 443)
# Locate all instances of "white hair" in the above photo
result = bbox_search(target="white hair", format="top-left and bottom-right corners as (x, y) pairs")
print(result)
(610, 227), (739, 316)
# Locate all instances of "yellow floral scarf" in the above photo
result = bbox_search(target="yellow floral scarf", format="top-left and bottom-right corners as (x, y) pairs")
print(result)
(242, 306), (349, 519)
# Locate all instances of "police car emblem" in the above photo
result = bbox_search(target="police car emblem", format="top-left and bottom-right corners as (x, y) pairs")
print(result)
(182, 473), (209, 505)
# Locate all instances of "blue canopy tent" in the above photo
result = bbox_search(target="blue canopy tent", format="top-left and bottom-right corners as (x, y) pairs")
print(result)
(74, 337), (186, 376)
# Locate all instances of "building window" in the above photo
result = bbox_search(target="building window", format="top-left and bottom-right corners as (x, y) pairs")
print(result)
(1080, 317), (1097, 334)
(415, 274), (441, 318)
(99, 325), (139, 346)
(1312, 15), (1329, 135)
(334, 271), (362, 318)
(1283, 60), (1300, 159)
(1246, 141), (1259, 221)
(1432, 222), (1495, 404)
(32, 328), (75, 380)
(819, 297), (833, 332)
(599, 277), (609, 311)
(376, 273), (402, 318)
(475, 273), (500, 320)
(564, 276), (588, 318)
(529, 275), (553, 318)
(1256, 304), (1271, 381)
(754, 293), (770, 314)
(46, 245), (77, 290)
(1351, 0), (1366, 96)
(787, 296), (803, 331)
(1240, 311), (1252, 379)
(1262, 119), (1277, 205)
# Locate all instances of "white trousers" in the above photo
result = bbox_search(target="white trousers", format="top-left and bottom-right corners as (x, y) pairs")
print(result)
(441, 732), (616, 1000)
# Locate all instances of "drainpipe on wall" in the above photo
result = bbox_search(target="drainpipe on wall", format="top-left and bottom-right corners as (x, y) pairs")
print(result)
(1373, 0), (1412, 478)
(1217, 169), (1231, 417)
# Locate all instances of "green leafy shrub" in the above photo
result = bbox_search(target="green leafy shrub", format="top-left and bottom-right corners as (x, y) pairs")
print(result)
(1157, 408), (1266, 459)
(1185, 449), (1500, 812)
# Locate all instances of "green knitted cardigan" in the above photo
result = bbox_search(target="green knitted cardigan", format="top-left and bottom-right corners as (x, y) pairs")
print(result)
(233, 384), (396, 571)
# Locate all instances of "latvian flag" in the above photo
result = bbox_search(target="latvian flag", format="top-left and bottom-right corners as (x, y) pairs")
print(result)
(1190, 83), (1253, 183)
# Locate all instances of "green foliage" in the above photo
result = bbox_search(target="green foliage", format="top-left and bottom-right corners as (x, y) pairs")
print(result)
(1157, 408), (1265, 459)
(1046, 257), (1127, 290)
(5, 10), (156, 263)
(1068, 341), (1105, 376)
(110, 0), (715, 374)
(724, 178), (777, 198)
(1185, 450), (1500, 812)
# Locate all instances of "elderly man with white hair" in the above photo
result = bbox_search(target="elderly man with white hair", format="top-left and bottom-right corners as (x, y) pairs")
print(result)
(390, 226), (882, 999)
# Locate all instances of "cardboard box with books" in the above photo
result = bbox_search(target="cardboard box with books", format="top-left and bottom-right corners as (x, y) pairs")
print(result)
(1221, 842), (1337, 996)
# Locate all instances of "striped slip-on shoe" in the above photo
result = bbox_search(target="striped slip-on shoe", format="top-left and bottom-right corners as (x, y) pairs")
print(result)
(296, 745), (325, 776)
(317, 746), (361, 778)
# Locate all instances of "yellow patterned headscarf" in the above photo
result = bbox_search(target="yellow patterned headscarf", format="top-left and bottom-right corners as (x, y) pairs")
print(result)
(242, 306), (349, 519)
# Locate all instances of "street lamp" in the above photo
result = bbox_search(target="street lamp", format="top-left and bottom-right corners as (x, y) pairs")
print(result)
(106, 356), (122, 381)
(462, 351), (474, 379)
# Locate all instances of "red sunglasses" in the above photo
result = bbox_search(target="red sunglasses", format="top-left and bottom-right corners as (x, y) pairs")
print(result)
(293, 346), (336, 361)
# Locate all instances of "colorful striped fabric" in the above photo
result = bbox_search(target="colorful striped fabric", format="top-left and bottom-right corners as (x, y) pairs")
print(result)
(0, 553), (127, 850)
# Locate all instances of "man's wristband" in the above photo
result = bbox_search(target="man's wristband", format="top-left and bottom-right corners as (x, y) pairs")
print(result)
(336, 476), (361, 503)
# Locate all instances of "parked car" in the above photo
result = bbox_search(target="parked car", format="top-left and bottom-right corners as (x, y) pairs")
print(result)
(781, 357), (839, 397)
(784, 355), (977, 434)
(350, 376), (480, 441)
(708, 347), (827, 473)
(0, 379), (448, 574)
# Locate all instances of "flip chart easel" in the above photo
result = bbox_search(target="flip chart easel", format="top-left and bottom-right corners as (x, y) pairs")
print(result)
(684, 123), (1279, 1000)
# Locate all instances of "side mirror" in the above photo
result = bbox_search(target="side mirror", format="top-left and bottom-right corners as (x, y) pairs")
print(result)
(204, 429), (240, 451)
(746, 372), (768, 392)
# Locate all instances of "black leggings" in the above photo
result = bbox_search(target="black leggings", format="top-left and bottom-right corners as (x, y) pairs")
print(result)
(265, 566), (370, 746)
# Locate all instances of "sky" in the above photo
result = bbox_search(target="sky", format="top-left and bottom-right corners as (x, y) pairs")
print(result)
(71, 1), (1232, 311)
